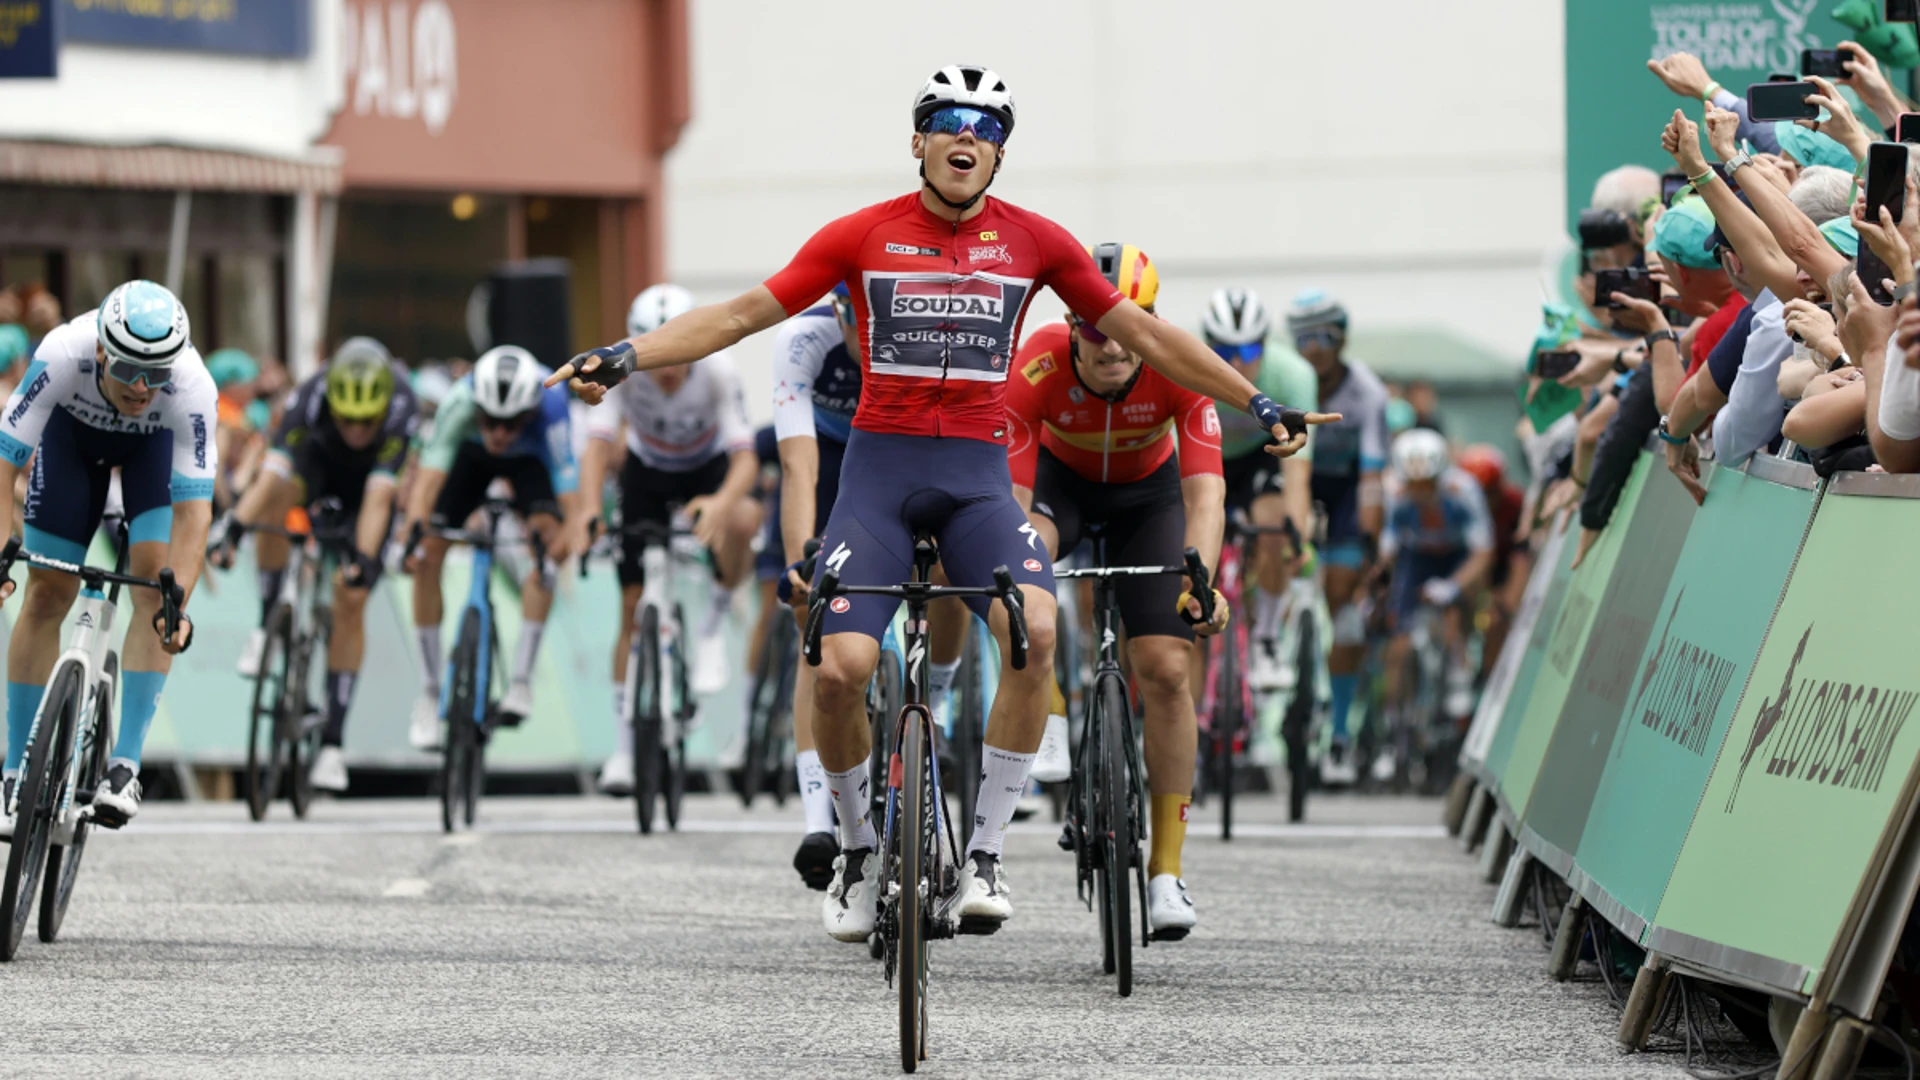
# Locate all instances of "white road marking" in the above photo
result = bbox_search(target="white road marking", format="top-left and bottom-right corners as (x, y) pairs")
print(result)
(382, 877), (431, 898)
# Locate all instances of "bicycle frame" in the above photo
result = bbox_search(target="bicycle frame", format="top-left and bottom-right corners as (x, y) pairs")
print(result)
(437, 504), (506, 733)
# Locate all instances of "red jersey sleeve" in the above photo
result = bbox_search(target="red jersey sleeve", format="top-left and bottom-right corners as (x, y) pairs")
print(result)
(762, 211), (866, 316)
(1172, 383), (1224, 479)
(1028, 213), (1124, 324)
(1005, 334), (1056, 489)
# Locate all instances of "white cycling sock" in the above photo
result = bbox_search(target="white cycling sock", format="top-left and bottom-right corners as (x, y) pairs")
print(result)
(700, 582), (733, 638)
(824, 761), (876, 851)
(416, 626), (441, 695)
(797, 750), (834, 835)
(928, 659), (961, 703)
(512, 621), (545, 685)
(1254, 589), (1284, 643)
(967, 745), (1035, 858)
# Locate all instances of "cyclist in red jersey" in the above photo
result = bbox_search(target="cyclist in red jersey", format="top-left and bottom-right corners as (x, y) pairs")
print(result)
(1005, 243), (1228, 941)
(550, 65), (1334, 943)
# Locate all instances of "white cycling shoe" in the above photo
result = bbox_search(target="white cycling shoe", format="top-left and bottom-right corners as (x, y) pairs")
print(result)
(498, 680), (533, 721)
(1147, 874), (1198, 940)
(1030, 712), (1071, 784)
(596, 751), (635, 796)
(1320, 738), (1358, 786)
(822, 847), (879, 942)
(309, 746), (348, 793)
(408, 693), (442, 751)
(90, 764), (141, 828)
(236, 627), (268, 678)
(0, 776), (14, 841)
(692, 634), (730, 696)
(1248, 637), (1287, 692)
(955, 852), (1013, 932)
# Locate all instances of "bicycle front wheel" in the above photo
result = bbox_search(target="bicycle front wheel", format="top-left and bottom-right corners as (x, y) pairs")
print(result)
(898, 707), (930, 1072)
(1283, 612), (1320, 824)
(1213, 629), (1243, 842)
(632, 606), (663, 835)
(1097, 675), (1134, 996)
(245, 605), (293, 822)
(441, 608), (483, 833)
(41, 683), (108, 944)
(287, 632), (322, 821)
(2, 662), (79, 959)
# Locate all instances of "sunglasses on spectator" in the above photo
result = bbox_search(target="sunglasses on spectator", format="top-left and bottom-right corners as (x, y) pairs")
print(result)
(105, 359), (171, 389)
(919, 107), (1008, 146)
(1211, 342), (1264, 363)
(479, 412), (532, 432)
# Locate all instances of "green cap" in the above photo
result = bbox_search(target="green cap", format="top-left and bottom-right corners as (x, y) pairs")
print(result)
(205, 348), (259, 389)
(1819, 215), (1860, 257)
(1385, 397), (1416, 435)
(1652, 197), (1721, 269)
(0, 325), (27, 370)
(1775, 122), (1858, 172)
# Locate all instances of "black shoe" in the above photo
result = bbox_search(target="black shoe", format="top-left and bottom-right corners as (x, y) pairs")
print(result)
(793, 830), (838, 891)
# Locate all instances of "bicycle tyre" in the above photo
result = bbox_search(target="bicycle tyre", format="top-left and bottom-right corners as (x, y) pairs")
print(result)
(633, 605), (662, 835)
(287, 628), (319, 821)
(741, 620), (779, 809)
(1091, 686), (1116, 977)
(898, 707), (930, 1073)
(41, 684), (108, 944)
(869, 651), (902, 827)
(2, 662), (79, 959)
(665, 602), (690, 832)
(245, 604), (293, 822)
(1099, 675), (1133, 996)
(953, 623), (983, 849)
(1283, 612), (1319, 824)
(441, 607), (482, 833)
(464, 706), (484, 828)
(1214, 628), (1243, 842)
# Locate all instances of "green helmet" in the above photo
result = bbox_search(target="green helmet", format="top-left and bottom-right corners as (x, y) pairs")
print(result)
(325, 336), (396, 421)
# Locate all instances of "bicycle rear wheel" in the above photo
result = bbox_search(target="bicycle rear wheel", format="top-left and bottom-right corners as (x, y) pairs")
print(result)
(287, 629), (322, 821)
(1213, 629), (1243, 842)
(441, 608), (482, 833)
(41, 683), (107, 944)
(1097, 675), (1133, 996)
(632, 606), (663, 835)
(1283, 612), (1319, 824)
(2, 662), (79, 959)
(898, 707), (930, 1072)
(245, 605), (293, 822)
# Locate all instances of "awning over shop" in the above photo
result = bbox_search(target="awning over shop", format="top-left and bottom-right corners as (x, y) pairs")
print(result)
(0, 140), (343, 195)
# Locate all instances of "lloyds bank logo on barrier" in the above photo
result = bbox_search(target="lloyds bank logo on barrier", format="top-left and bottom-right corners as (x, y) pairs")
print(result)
(1649, 1), (1825, 73)
(1623, 588), (1738, 759)
(1724, 625), (1920, 812)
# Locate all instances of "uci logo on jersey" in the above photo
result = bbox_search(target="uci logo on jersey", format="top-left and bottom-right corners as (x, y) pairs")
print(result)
(890, 280), (1005, 322)
(885, 243), (941, 257)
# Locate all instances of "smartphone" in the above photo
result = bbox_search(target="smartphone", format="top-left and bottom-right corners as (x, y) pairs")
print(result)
(1593, 267), (1659, 308)
(1801, 49), (1850, 78)
(1748, 80), (1821, 122)
(1861, 246), (1898, 305)
(1867, 142), (1909, 223)
(1890, 0), (1919, 22)
(1768, 73), (1800, 82)
(1661, 171), (1689, 207)
(1535, 350), (1581, 381)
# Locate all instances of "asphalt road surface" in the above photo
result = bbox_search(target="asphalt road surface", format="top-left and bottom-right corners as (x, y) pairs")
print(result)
(0, 790), (1674, 1078)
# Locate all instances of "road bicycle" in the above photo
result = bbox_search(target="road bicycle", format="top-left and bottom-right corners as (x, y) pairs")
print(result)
(611, 514), (701, 835)
(943, 612), (990, 846)
(225, 505), (357, 822)
(741, 600), (797, 809)
(418, 498), (542, 833)
(0, 525), (185, 959)
(1055, 538), (1212, 997)
(804, 534), (1028, 1074)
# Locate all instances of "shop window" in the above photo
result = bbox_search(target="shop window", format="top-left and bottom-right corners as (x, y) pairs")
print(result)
(330, 194), (508, 363)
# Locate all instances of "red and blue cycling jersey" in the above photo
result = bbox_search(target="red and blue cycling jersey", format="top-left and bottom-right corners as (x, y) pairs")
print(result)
(762, 193), (1125, 444)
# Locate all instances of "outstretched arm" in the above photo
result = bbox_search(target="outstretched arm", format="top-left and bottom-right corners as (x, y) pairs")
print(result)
(549, 288), (790, 405)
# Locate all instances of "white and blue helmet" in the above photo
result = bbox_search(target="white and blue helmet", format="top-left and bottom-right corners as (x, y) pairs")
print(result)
(97, 280), (190, 368)
(1285, 288), (1349, 334)
(626, 284), (695, 338)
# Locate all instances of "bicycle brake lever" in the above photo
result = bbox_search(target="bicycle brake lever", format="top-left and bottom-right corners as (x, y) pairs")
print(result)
(1181, 547), (1216, 626)
(0, 536), (19, 594)
(804, 568), (840, 667)
(992, 566), (1028, 671)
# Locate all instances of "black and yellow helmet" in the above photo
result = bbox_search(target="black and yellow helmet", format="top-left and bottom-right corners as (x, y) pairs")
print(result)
(325, 336), (396, 421)
(1086, 242), (1158, 312)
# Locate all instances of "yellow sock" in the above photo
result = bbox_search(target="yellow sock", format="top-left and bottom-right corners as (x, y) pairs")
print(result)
(1148, 794), (1191, 878)
(1049, 680), (1066, 717)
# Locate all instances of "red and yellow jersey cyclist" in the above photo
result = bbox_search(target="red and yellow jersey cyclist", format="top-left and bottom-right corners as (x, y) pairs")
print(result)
(551, 64), (1334, 945)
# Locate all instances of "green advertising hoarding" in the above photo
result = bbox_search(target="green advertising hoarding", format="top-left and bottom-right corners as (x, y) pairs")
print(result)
(1522, 454), (1701, 876)
(1462, 523), (1570, 778)
(1572, 461), (1819, 939)
(1499, 457), (1654, 821)
(1651, 484), (1920, 995)
(1484, 516), (1580, 808)
(1565, 1), (1861, 232)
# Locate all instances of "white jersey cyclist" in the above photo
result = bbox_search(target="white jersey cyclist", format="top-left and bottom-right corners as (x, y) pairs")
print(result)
(586, 350), (754, 473)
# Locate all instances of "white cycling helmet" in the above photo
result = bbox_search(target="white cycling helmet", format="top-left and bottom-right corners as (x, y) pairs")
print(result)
(1201, 288), (1270, 346)
(472, 345), (544, 419)
(1391, 428), (1450, 482)
(626, 284), (695, 338)
(912, 64), (1016, 136)
(98, 280), (190, 368)
(1286, 288), (1349, 333)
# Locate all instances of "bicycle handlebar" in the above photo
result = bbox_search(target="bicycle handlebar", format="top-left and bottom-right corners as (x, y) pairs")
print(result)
(0, 537), (187, 641)
(1181, 547), (1217, 626)
(803, 562), (1029, 671)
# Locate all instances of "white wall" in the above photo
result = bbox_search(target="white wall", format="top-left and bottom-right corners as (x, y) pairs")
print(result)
(0, 0), (343, 159)
(664, 0), (1568, 421)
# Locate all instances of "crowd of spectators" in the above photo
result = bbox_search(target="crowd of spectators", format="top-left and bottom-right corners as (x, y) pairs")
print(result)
(1524, 40), (1920, 566)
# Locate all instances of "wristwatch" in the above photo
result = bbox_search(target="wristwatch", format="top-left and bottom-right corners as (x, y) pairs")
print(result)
(1722, 149), (1753, 177)
(1896, 281), (1918, 304)
(1644, 329), (1680, 352)
(1656, 415), (1690, 446)
(1612, 348), (1631, 374)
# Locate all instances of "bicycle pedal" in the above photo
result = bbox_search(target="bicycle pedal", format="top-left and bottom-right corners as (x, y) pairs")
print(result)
(1149, 926), (1191, 943)
(1056, 826), (1075, 852)
(956, 915), (1003, 936)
